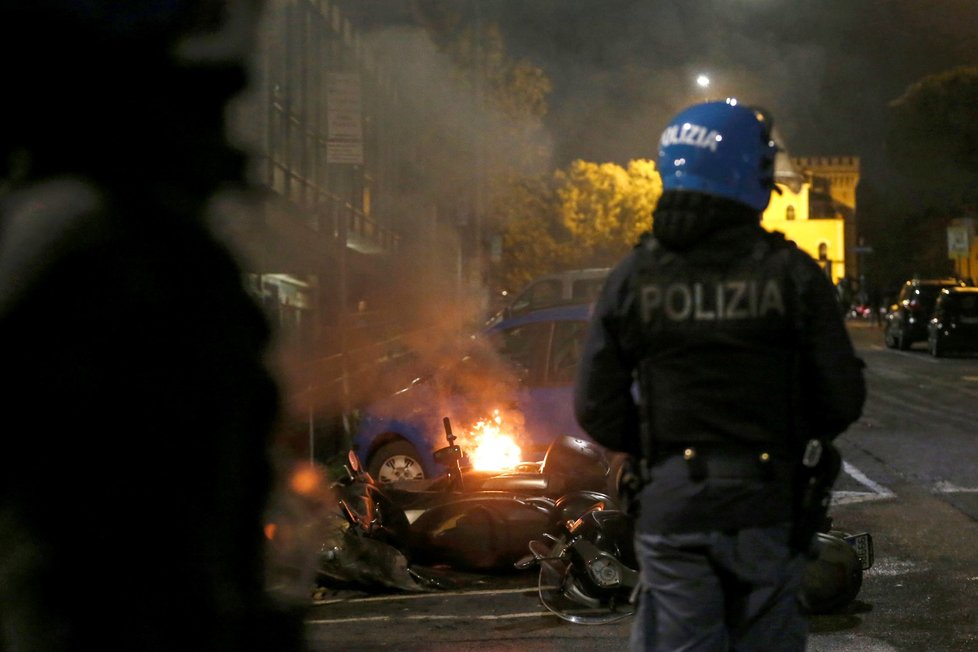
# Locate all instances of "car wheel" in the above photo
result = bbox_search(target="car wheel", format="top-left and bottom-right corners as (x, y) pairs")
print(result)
(368, 440), (426, 483)
(883, 325), (897, 349)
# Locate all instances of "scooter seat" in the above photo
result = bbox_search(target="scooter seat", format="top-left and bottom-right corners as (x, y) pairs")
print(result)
(478, 472), (552, 493)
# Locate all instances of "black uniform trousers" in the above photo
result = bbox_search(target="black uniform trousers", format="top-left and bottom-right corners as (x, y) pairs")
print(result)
(630, 522), (807, 652)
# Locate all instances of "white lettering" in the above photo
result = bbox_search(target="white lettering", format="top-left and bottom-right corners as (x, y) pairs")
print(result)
(659, 123), (720, 152)
(640, 278), (786, 322)
(641, 285), (662, 323)
(665, 285), (692, 321)
(725, 281), (749, 319)
(693, 283), (715, 320)
(759, 280), (785, 315)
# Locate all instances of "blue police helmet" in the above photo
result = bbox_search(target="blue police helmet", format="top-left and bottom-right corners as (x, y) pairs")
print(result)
(657, 99), (779, 212)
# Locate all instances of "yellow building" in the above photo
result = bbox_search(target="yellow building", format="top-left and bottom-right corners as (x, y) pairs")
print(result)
(761, 155), (860, 285)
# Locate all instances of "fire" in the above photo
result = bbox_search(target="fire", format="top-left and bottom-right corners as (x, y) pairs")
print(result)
(464, 409), (522, 471)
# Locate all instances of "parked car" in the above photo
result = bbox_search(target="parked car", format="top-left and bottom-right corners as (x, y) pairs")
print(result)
(884, 277), (972, 350)
(353, 303), (595, 483)
(486, 268), (609, 327)
(926, 287), (978, 357)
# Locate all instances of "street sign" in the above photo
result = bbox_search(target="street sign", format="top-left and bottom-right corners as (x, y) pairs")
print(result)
(947, 225), (970, 258)
(326, 141), (364, 165)
(327, 72), (363, 165)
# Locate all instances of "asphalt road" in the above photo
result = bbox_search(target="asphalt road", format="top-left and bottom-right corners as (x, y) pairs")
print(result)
(304, 321), (978, 651)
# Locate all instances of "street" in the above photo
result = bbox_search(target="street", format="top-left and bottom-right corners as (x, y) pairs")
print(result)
(303, 322), (978, 651)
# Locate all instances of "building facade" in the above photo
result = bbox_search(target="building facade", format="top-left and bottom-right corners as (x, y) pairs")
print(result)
(761, 155), (860, 285)
(221, 0), (483, 456)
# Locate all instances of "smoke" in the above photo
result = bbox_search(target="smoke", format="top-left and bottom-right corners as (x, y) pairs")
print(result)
(360, 24), (554, 183)
(220, 0), (978, 460)
(335, 23), (556, 391)
(490, 0), (978, 180)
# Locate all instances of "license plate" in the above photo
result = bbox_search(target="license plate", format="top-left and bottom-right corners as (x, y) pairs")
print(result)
(845, 532), (874, 570)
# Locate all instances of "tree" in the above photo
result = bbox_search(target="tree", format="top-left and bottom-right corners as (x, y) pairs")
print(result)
(557, 159), (660, 265)
(490, 159), (661, 292)
(885, 65), (978, 212)
(874, 65), (978, 283)
(490, 174), (566, 292)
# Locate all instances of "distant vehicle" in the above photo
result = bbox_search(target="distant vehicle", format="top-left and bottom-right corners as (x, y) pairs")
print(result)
(884, 277), (972, 350)
(487, 268), (610, 327)
(927, 287), (978, 357)
(354, 303), (595, 483)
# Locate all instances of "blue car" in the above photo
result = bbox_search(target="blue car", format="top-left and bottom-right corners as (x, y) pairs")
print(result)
(353, 303), (595, 483)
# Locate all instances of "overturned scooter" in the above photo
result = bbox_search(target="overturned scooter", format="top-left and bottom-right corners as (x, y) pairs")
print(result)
(317, 421), (627, 589)
(314, 425), (873, 619)
(518, 492), (875, 624)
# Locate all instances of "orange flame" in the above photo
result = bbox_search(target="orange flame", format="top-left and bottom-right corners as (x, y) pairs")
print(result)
(462, 409), (522, 471)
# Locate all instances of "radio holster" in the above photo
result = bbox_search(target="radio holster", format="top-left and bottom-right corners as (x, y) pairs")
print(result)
(790, 438), (841, 556)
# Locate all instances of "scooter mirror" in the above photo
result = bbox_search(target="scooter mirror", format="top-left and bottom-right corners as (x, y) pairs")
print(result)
(348, 449), (362, 473)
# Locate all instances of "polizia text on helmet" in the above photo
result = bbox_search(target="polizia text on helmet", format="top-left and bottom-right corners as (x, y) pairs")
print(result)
(660, 123), (721, 152)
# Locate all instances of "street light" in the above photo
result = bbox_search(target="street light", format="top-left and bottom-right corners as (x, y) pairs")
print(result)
(696, 74), (711, 89)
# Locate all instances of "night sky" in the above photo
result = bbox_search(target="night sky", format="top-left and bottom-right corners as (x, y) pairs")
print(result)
(490, 0), (978, 183)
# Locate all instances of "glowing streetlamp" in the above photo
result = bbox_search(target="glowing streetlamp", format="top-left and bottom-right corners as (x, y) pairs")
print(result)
(696, 74), (711, 89)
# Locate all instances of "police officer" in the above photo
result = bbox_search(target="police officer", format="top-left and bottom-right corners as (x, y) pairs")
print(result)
(573, 100), (866, 651)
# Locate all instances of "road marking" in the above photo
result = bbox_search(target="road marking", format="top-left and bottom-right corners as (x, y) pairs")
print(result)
(307, 611), (553, 625)
(842, 461), (894, 496)
(831, 490), (893, 505)
(866, 558), (924, 577)
(933, 480), (978, 493)
(831, 461), (895, 506)
(314, 585), (537, 605)
(807, 634), (899, 651)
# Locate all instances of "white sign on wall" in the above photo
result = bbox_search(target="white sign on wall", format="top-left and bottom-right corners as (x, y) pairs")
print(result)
(326, 72), (363, 165)
(948, 225), (971, 258)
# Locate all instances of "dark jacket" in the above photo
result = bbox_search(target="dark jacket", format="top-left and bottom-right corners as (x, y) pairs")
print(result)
(0, 180), (301, 652)
(574, 210), (865, 534)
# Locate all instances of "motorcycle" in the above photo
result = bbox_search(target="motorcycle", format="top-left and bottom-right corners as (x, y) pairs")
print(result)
(518, 499), (875, 624)
(320, 419), (624, 580)
(272, 422), (873, 621)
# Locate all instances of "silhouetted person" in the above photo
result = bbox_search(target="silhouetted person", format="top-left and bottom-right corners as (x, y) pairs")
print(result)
(0, 2), (307, 650)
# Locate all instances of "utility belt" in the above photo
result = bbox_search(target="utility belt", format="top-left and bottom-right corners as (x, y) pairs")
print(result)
(647, 445), (791, 481)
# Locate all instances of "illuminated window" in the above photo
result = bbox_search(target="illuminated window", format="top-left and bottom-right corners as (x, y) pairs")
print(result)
(818, 243), (828, 260)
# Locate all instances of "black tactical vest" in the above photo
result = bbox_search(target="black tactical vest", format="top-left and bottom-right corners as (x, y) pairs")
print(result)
(629, 232), (803, 453)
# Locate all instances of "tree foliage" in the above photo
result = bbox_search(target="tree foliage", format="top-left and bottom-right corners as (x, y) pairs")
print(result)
(886, 65), (978, 210)
(557, 159), (660, 263)
(866, 65), (978, 286)
(490, 159), (661, 291)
